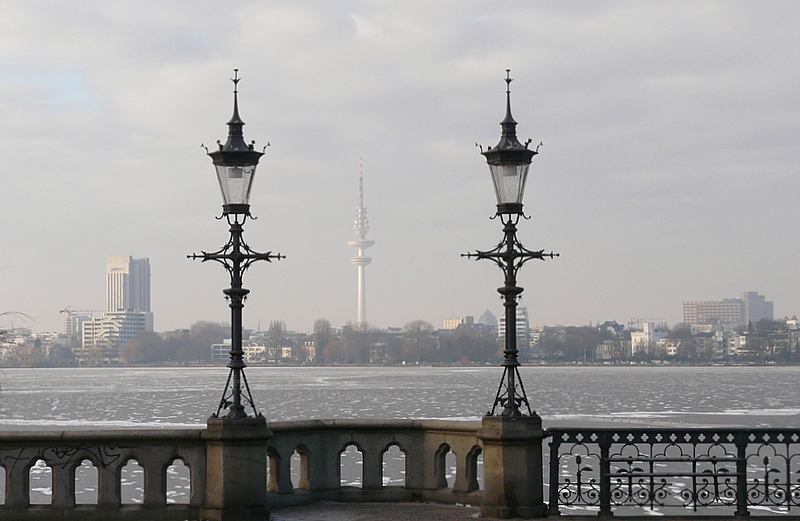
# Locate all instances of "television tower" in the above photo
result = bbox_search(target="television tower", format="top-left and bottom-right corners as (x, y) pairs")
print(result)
(348, 159), (375, 330)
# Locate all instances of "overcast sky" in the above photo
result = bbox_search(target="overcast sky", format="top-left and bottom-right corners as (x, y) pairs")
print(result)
(1, 1), (798, 334)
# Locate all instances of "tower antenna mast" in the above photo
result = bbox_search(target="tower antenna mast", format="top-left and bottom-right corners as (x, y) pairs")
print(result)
(348, 158), (375, 330)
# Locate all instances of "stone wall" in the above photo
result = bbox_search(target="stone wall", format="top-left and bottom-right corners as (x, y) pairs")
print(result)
(0, 429), (205, 520)
(0, 419), (487, 520)
(265, 419), (484, 507)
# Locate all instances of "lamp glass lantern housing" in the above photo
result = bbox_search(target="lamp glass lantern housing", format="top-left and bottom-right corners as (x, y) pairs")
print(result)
(211, 158), (259, 209)
(485, 150), (534, 211)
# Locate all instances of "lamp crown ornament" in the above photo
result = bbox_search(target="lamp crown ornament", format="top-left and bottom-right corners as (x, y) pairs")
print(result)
(480, 69), (542, 216)
(206, 69), (266, 216)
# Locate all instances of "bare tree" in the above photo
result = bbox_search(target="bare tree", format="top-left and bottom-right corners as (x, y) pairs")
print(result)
(402, 320), (434, 365)
(268, 320), (286, 347)
(313, 318), (331, 348)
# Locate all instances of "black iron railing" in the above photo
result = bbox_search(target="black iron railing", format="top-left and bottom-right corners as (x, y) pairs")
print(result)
(547, 428), (800, 517)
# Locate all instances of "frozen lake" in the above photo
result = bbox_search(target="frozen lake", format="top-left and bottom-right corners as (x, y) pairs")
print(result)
(1, 365), (798, 429)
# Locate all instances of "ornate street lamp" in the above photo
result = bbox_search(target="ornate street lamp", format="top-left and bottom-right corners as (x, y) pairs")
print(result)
(464, 70), (558, 417)
(190, 70), (283, 419)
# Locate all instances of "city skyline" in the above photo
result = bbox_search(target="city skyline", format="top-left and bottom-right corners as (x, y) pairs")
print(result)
(1, 2), (798, 334)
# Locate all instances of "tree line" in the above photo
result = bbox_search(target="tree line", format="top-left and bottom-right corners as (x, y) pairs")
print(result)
(116, 318), (502, 366)
(5, 316), (796, 367)
(536, 319), (799, 363)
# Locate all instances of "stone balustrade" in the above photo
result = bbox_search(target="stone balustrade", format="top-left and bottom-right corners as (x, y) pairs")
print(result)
(265, 419), (484, 507)
(0, 429), (205, 520)
(7, 418), (797, 519)
(0, 419), (488, 520)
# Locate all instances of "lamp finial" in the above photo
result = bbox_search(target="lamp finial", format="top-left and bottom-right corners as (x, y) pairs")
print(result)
(232, 69), (240, 93)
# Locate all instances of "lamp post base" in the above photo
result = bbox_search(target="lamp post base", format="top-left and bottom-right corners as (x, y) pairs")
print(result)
(202, 416), (273, 521)
(478, 414), (547, 519)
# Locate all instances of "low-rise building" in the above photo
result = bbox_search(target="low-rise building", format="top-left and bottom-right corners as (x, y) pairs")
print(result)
(442, 316), (474, 330)
(630, 322), (667, 356)
(79, 311), (151, 365)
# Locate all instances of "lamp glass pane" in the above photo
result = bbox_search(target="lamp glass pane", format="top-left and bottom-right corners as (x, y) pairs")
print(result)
(215, 164), (256, 205)
(489, 163), (530, 205)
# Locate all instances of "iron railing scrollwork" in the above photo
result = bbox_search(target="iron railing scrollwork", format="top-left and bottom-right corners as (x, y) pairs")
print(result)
(548, 428), (800, 517)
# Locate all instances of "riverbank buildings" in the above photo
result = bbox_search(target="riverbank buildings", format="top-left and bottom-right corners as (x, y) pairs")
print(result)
(77, 256), (153, 364)
(683, 291), (773, 326)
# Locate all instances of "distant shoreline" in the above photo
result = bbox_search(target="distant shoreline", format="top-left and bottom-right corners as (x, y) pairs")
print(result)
(3, 360), (799, 369)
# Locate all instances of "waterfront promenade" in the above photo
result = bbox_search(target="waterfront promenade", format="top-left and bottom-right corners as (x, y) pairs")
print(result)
(271, 501), (480, 520)
(269, 503), (740, 520)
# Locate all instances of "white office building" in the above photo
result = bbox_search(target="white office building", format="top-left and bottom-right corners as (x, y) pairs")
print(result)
(79, 310), (151, 364)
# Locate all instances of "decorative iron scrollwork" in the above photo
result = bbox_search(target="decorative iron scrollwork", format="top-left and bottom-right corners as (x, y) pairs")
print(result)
(548, 427), (800, 516)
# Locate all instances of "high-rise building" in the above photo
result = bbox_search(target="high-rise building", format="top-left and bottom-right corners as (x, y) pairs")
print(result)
(683, 299), (744, 325)
(348, 161), (375, 329)
(742, 291), (774, 324)
(683, 292), (773, 326)
(107, 255), (151, 313)
(78, 256), (153, 364)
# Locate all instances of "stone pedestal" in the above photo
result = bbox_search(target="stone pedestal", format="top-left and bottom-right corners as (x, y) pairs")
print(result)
(201, 416), (273, 521)
(478, 414), (547, 518)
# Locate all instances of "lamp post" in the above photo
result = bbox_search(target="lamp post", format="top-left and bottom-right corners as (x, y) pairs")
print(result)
(190, 70), (283, 420)
(464, 70), (558, 418)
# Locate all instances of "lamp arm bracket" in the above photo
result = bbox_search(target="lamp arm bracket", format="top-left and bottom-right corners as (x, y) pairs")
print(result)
(461, 248), (507, 271)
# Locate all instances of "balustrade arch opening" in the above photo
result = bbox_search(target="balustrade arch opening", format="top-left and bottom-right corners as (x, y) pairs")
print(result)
(120, 458), (144, 504)
(74, 459), (98, 505)
(381, 443), (406, 487)
(340, 444), (364, 488)
(291, 445), (310, 490)
(166, 458), (190, 505)
(28, 459), (52, 505)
